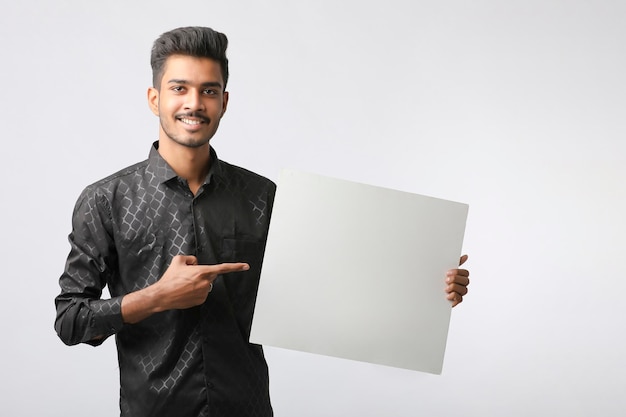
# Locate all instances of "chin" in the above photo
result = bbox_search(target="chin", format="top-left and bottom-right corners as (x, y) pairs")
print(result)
(182, 139), (210, 149)
(167, 134), (211, 149)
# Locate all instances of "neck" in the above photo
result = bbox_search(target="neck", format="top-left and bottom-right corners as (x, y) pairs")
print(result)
(158, 137), (211, 195)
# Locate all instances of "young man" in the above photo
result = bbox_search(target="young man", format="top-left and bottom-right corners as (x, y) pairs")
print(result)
(55, 26), (470, 417)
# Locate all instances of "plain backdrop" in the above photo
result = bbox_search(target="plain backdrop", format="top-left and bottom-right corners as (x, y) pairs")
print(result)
(1, 1), (624, 416)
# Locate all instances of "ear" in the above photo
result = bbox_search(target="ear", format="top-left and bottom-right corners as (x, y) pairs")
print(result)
(221, 91), (229, 117)
(147, 87), (160, 116)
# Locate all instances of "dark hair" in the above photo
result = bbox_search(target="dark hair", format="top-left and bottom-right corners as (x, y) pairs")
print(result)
(150, 26), (229, 89)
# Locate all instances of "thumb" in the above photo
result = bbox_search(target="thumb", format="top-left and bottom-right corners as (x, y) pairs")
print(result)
(176, 255), (198, 266)
(459, 254), (469, 266)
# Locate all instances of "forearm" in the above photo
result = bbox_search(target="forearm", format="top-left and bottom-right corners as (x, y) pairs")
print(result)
(120, 255), (243, 323)
(121, 284), (165, 324)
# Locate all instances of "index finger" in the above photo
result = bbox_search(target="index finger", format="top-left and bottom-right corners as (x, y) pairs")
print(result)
(446, 268), (469, 278)
(198, 262), (250, 277)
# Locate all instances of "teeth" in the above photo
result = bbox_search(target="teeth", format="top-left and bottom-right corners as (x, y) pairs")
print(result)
(180, 118), (202, 125)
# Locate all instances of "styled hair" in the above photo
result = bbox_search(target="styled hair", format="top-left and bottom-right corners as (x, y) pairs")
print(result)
(150, 26), (229, 89)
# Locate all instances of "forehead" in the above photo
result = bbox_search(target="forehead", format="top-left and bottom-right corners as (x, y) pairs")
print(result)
(160, 54), (224, 86)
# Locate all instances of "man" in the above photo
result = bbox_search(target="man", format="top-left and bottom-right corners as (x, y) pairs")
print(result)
(55, 26), (470, 417)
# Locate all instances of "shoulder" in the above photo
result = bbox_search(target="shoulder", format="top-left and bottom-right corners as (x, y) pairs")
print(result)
(74, 159), (150, 209)
(217, 159), (276, 193)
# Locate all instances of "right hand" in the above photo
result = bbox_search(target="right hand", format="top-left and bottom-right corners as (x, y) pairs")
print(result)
(155, 255), (250, 310)
(121, 255), (249, 324)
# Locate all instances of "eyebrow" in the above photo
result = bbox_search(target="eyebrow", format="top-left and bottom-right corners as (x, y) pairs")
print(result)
(167, 79), (223, 89)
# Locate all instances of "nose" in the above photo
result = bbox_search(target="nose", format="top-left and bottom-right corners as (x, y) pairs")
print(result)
(184, 90), (205, 111)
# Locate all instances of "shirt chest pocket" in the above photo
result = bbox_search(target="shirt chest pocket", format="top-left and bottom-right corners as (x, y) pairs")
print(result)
(218, 237), (266, 308)
(220, 237), (264, 267)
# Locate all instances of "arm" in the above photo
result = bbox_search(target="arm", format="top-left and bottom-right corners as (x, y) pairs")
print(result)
(54, 189), (248, 345)
(54, 189), (122, 346)
(121, 255), (249, 324)
(445, 254), (470, 307)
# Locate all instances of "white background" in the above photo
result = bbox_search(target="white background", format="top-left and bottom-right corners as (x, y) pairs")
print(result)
(1, 1), (624, 416)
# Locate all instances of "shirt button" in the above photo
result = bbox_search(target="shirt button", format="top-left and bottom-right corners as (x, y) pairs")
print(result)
(207, 381), (215, 389)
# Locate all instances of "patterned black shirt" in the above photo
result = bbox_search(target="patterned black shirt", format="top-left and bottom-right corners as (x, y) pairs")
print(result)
(55, 142), (275, 417)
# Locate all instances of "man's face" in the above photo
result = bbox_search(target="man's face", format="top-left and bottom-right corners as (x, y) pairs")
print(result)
(148, 55), (229, 148)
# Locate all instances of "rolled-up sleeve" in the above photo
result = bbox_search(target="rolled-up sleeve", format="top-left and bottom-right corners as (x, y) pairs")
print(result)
(55, 188), (125, 346)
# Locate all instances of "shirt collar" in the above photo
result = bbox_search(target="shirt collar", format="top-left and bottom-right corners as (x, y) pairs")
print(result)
(146, 141), (223, 186)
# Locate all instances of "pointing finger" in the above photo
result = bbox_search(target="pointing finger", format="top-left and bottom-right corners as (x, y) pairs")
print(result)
(197, 262), (250, 277)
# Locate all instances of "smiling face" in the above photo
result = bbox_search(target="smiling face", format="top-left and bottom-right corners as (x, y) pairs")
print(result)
(148, 54), (229, 149)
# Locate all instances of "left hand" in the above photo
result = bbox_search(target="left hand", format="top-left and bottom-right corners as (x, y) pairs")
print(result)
(446, 254), (470, 307)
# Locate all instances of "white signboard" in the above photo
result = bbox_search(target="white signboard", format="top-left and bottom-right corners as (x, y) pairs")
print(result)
(250, 169), (468, 374)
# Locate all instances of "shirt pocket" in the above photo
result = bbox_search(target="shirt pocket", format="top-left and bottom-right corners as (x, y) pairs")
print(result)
(220, 237), (264, 267)
(219, 237), (266, 311)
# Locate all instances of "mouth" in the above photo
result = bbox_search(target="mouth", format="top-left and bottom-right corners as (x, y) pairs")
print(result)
(176, 114), (210, 127)
(179, 118), (202, 125)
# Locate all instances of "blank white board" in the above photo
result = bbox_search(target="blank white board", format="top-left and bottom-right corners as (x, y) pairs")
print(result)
(250, 169), (468, 374)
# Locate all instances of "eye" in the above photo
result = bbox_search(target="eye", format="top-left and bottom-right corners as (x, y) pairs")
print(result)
(171, 86), (185, 93)
(202, 88), (218, 95)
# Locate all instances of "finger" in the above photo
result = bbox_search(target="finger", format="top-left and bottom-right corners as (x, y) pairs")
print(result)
(198, 262), (250, 277)
(447, 268), (469, 278)
(216, 262), (250, 273)
(447, 292), (462, 307)
(446, 283), (469, 296)
(175, 255), (198, 265)
(446, 274), (470, 286)
(459, 254), (468, 266)
(170, 255), (198, 266)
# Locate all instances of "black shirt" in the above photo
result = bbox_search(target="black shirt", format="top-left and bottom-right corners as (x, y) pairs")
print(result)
(55, 143), (275, 417)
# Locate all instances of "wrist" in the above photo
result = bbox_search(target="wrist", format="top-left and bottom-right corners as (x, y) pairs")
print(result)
(121, 284), (163, 324)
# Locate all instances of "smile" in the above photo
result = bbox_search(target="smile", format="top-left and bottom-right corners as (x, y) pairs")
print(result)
(178, 117), (204, 125)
